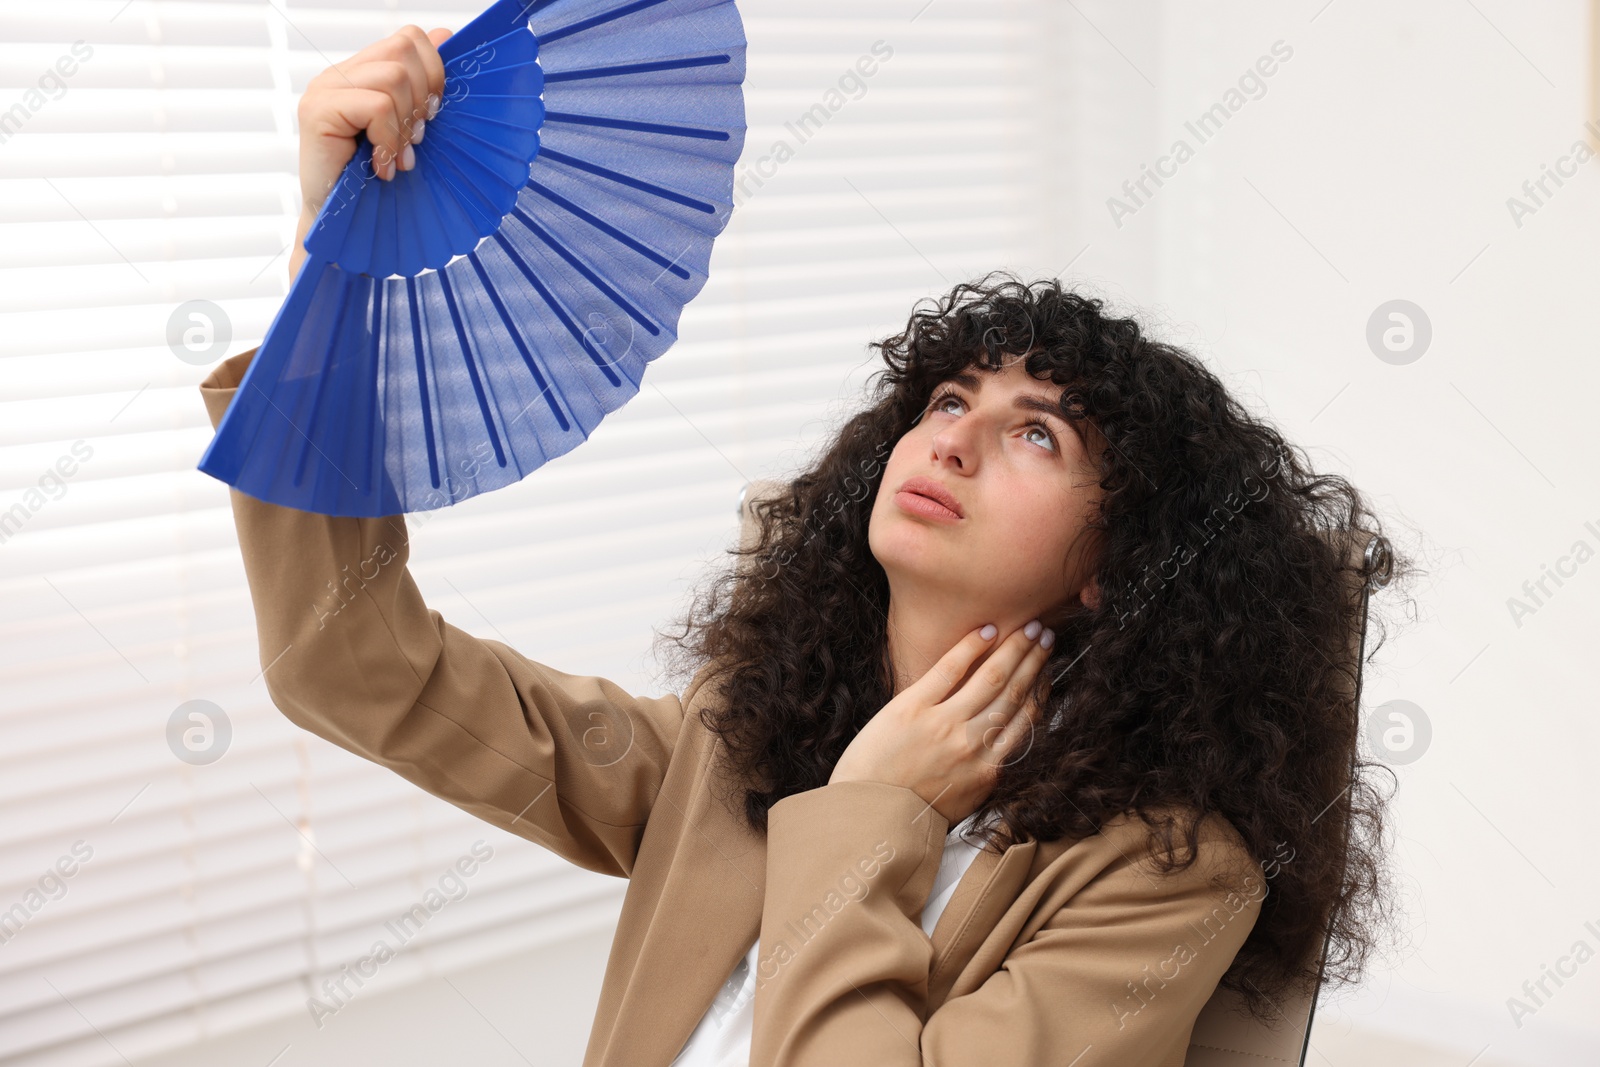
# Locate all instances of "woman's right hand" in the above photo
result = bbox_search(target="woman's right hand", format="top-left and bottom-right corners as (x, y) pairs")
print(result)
(828, 621), (1055, 827)
(289, 24), (453, 280)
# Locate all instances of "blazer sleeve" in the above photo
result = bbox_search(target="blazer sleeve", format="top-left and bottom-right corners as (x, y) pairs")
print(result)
(750, 782), (1264, 1067)
(199, 346), (712, 880)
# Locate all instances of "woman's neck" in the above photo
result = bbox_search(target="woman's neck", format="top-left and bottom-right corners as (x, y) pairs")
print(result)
(880, 588), (994, 697)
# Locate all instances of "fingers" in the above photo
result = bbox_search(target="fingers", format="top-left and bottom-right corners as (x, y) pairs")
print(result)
(369, 30), (429, 178)
(979, 677), (1047, 770)
(376, 68), (417, 176)
(942, 621), (1051, 717)
(297, 84), (399, 191)
(918, 624), (1006, 704)
(314, 77), (405, 181)
(969, 635), (1052, 771)
(319, 26), (447, 181)
(398, 24), (449, 131)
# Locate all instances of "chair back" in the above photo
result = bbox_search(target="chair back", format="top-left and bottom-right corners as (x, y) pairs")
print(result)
(1185, 524), (1390, 1065)
(733, 480), (1393, 1067)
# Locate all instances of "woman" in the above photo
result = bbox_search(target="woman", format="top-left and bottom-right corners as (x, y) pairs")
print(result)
(208, 25), (1408, 1067)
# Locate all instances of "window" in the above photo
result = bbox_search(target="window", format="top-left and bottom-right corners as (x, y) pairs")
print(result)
(0, 1), (1067, 1062)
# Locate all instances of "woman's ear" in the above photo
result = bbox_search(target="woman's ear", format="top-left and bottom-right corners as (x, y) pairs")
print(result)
(1078, 575), (1101, 611)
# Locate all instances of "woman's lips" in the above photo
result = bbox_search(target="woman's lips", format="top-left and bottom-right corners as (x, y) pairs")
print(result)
(895, 489), (963, 524)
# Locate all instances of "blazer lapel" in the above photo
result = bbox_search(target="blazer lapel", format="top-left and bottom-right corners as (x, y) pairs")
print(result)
(926, 836), (1039, 1011)
(605, 744), (769, 1067)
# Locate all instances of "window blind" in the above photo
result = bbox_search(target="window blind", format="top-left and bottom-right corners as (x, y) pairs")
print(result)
(0, 1), (1068, 1062)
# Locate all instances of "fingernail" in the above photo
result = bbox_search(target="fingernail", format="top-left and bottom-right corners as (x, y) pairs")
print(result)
(980, 623), (997, 640)
(1040, 628), (1055, 649)
(426, 92), (441, 119)
(411, 118), (426, 145)
(401, 143), (415, 171)
(1023, 619), (1042, 641)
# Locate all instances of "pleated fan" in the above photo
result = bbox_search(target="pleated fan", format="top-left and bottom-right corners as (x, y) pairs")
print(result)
(197, 0), (747, 516)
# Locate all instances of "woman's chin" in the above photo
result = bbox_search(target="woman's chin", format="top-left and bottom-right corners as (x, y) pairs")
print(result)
(873, 535), (962, 580)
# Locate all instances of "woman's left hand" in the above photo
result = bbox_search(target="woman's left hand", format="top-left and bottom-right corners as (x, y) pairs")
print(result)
(828, 620), (1054, 826)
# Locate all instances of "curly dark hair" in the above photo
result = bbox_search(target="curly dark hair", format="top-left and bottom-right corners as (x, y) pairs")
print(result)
(655, 271), (1416, 1021)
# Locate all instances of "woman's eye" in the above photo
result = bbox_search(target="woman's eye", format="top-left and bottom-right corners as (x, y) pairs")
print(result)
(928, 390), (962, 416)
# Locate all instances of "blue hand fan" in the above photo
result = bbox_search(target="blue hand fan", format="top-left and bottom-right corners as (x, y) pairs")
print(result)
(197, 0), (746, 517)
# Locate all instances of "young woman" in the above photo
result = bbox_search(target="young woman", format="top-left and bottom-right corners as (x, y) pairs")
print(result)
(207, 24), (1408, 1067)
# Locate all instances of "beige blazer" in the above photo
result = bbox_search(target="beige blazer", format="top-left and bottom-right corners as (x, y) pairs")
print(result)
(200, 346), (1270, 1067)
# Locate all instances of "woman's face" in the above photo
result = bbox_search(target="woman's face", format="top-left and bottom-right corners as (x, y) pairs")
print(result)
(868, 356), (1105, 627)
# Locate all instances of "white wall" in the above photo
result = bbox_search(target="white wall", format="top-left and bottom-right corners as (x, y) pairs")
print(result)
(1121, 1), (1600, 1062)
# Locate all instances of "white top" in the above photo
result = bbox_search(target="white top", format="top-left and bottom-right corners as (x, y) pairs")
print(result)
(668, 809), (995, 1067)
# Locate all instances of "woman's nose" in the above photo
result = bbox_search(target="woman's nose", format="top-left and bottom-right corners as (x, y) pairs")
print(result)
(932, 421), (980, 463)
